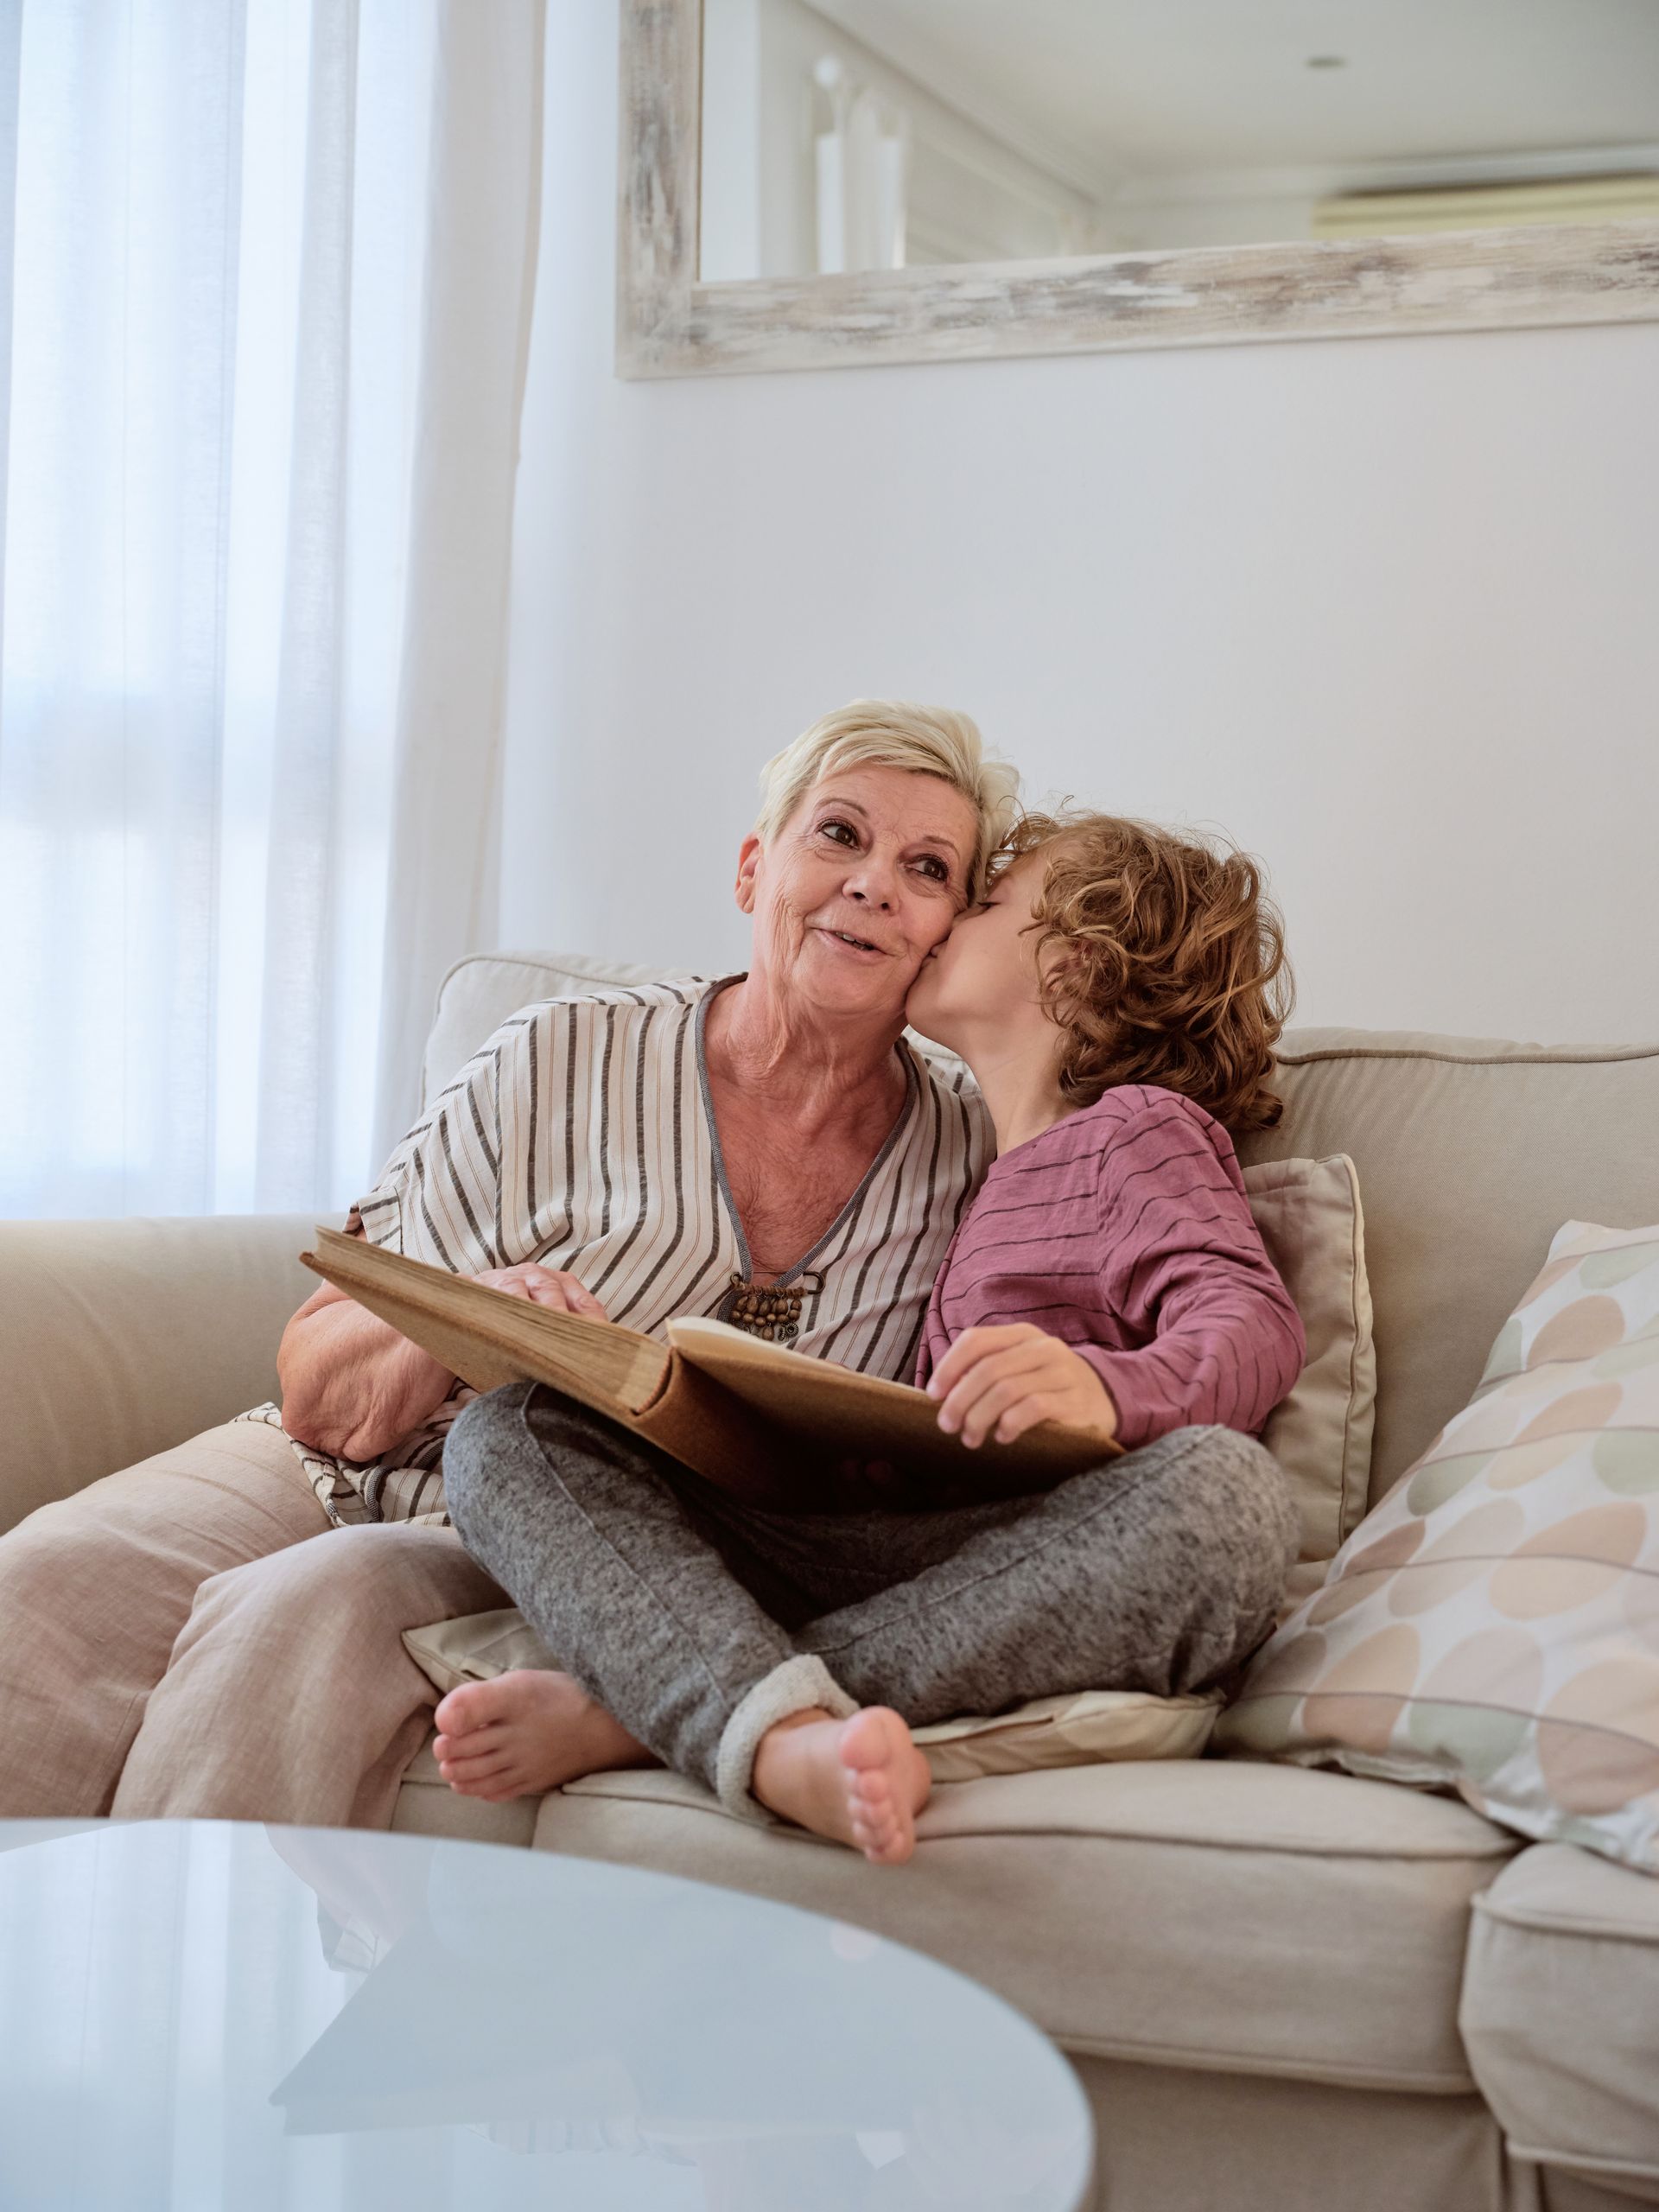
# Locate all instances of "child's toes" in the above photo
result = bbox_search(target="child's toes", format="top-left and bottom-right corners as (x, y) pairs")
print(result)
(434, 1681), (498, 1738)
(849, 1767), (895, 1821)
(439, 1749), (513, 1786)
(433, 1720), (504, 1763)
(849, 1806), (895, 1857)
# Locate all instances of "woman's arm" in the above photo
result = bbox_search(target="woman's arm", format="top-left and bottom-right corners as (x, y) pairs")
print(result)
(918, 1095), (1303, 1458)
(276, 1283), (454, 1464)
(277, 1264), (610, 1465)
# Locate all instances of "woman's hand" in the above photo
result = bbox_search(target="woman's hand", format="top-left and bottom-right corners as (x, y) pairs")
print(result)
(474, 1262), (609, 1319)
(925, 1324), (1119, 1450)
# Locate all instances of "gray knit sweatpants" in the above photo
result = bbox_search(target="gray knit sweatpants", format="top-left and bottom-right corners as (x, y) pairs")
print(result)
(442, 1382), (1299, 1817)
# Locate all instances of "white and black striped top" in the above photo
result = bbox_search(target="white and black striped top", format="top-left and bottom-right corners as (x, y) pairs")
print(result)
(247, 977), (992, 1526)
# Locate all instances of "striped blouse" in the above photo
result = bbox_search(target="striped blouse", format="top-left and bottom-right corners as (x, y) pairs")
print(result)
(248, 977), (993, 1526)
(916, 1084), (1306, 1448)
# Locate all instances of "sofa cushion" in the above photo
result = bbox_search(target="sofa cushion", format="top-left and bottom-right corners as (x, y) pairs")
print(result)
(1461, 1843), (1659, 2195)
(518, 1758), (1515, 2093)
(1245, 1152), (1376, 1602)
(1239, 1031), (1659, 1508)
(391, 1736), (540, 1848)
(0, 1213), (317, 1530)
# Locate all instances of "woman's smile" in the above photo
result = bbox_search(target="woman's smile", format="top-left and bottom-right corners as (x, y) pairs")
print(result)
(816, 921), (891, 961)
(732, 760), (981, 1023)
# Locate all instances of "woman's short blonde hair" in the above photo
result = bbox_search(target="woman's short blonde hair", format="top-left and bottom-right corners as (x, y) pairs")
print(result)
(755, 700), (1019, 903)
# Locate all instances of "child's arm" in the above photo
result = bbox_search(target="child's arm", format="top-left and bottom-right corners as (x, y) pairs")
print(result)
(924, 1092), (1304, 1458)
(1080, 1093), (1305, 1449)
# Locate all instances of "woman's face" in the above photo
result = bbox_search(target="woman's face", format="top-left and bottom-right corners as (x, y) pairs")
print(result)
(906, 849), (1052, 1052)
(736, 764), (980, 1028)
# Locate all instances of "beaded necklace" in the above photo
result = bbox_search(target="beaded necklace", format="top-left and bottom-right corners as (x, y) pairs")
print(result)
(718, 1271), (824, 1344)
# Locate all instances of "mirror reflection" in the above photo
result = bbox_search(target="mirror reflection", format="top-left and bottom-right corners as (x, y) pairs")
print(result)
(700, 0), (1659, 280)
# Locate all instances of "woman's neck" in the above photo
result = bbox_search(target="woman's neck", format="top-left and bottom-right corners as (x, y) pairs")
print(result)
(704, 973), (906, 1131)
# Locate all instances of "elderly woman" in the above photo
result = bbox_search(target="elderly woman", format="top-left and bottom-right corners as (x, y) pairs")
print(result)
(0, 702), (1014, 1825)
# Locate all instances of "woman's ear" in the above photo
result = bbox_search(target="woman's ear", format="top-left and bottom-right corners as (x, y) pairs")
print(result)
(734, 833), (762, 915)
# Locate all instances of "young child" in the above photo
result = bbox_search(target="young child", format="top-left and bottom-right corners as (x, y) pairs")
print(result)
(906, 810), (1303, 1456)
(435, 813), (1306, 1864)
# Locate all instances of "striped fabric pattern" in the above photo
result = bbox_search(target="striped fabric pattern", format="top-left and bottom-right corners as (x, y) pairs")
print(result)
(249, 978), (992, 1526)
(917, 1084), (1306, 1450)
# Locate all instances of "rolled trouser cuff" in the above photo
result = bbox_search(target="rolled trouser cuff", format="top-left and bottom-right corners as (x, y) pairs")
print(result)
(714, 1654), (857, 1821)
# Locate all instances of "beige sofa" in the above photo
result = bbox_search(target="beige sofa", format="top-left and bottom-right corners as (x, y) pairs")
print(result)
(5, 947), (1657, 2212)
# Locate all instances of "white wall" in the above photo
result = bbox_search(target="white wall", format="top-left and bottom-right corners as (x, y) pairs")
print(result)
(498, 3), (1659, 1044)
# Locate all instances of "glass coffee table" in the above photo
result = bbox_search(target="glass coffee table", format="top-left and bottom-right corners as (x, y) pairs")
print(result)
(0, 1819), (1092, 2209)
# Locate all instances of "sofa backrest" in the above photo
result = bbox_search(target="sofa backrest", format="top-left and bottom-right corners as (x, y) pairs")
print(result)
(423, 954), (1659, 1514)
(421, 950), (694, 1120)
(1239, 1031), (1659, 1503)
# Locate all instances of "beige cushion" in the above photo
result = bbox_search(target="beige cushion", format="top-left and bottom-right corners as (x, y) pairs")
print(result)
(1220, 1221), (1659, 1875)
(391, 1735), (541, 1849)
(1239, 1031), (1659, 1508)
(0, 1213), (316, 1534)
(912, 1687), (1219, 1778)
(421, 949), (692, 1110)
(518, 1758), (1514, 2092)
(1462, 1842), (1659, 2193)
(1244, 1153), (1376, 1602)
(403, 1607), (554, 1693)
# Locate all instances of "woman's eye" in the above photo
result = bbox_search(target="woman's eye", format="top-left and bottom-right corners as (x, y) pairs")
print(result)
(914, 855), (950, 884)
(818, 818), (858, 848)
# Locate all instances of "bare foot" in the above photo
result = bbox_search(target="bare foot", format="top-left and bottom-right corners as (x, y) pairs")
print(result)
(431, 1670), (654, 1802)
(751, 1706), (931, 1866)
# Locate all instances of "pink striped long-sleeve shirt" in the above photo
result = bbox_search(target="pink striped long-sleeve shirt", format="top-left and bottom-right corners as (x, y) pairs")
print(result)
(915, 1084), (1305, 1450)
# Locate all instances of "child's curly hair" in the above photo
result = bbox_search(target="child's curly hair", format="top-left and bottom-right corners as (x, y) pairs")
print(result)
(1001, 810), (1292, 1134)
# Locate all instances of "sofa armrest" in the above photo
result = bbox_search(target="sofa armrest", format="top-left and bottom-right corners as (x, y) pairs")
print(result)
(0, 1214), (317, 1535)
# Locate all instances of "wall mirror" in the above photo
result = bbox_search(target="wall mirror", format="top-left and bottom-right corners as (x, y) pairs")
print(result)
(619, 0), (1659, 375)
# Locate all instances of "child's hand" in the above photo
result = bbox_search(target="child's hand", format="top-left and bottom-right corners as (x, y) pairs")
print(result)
(925, 1324), (1119, 1450)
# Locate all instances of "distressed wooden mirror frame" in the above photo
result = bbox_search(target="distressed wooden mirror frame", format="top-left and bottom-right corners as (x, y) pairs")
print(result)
(618, 0), (1659, 378)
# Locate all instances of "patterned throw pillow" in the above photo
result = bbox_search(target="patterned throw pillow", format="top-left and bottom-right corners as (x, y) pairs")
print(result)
(1217, 1221), (1659, 1875)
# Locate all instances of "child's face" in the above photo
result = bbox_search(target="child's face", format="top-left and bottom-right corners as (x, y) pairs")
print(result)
(906, 849), (1053, 1051)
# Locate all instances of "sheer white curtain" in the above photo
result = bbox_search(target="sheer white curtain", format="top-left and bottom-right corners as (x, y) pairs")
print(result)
(0, 0), (543, 1220)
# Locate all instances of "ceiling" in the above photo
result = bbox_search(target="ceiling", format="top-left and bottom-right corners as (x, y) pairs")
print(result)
(804, 0), (1659, 191)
